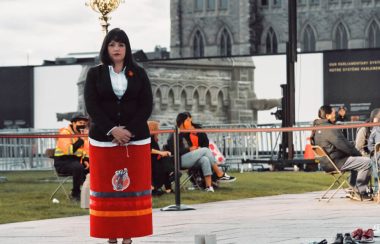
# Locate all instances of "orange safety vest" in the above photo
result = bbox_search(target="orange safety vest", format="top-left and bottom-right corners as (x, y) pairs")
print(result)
(54, 126), (88, 158)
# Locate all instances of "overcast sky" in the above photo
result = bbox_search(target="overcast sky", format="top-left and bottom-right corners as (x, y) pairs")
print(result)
(0, 0), (170, 66)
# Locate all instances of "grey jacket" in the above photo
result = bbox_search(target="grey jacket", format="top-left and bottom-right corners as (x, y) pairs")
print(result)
(368, 126), (380, 153)
(313, 119), (361, 169)
(355, 126), (370, 156)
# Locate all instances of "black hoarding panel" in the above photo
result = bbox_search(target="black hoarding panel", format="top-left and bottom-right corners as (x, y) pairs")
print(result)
(323, 49), (380, 121)
(0, 66), (33, 129)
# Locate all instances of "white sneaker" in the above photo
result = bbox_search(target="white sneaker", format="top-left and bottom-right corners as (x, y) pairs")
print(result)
(205, 186), (214, 192)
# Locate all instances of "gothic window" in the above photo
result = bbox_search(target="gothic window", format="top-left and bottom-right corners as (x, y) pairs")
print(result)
(310, 0), (320, 5)
(205, 91), (212, 111)
(207, 0), (215, 10)
(154, 89), (162, 111)
(193, 31), (205, 57)
(193, 90), (200, 112)
(219, 0), (228, 10)
(180, 90), (187, 111)
(195, 0), (204, 11)
(220, 29), (232, 56)
(302, 25), (316, 52)
(265, 27), (278, 54)
(217, 91), (224, 113)
(297, 0), (306, 6)
(273, 0), (281, 7)
(334, 23), (348, 49)
(368, 21), (380, 48)
(168, 89), (175, 111)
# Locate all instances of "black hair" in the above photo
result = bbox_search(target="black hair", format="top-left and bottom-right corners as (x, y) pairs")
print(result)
(176, 112), (189, 127)
(99, 28), (135, 69)
(176, 112), (202, 128)
(338, 106), (347, 111)
(318, 105), (333, 119)
(70, 113), (88, 123)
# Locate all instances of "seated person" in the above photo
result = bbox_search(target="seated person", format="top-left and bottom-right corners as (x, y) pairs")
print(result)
(336, 106), (349, 122)
(167, 112), (236, 193)
(182, 112), (209, 148)
(366, 108), (380, 195)
(312, 105), (372, 201)
(181, 112), (218, 186)
(148, 120), (175, 195)
(355, 119), (371, 157)
(356, 108), (380, 157)
(54, 113), (89, 201)
(367, 109), (380, 154)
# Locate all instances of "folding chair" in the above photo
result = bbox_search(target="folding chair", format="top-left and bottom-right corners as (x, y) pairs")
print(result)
(45, 149), (72, 200)
(179, 165), (203, 190)
(311, 145), (350, 202)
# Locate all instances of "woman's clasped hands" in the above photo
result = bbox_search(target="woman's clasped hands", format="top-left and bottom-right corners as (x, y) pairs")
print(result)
(111, 126), (134, 145)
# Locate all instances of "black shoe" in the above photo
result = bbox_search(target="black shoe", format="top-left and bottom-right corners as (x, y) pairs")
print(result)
(332, 233), (343, 244)
(348, 190), (372, 202)
(217, 173), (236, 183)
(343, 233), (357, 244)
(152, 188), (164, 196)
(360, 192), (373, 201)
(70, 195), (80, 203)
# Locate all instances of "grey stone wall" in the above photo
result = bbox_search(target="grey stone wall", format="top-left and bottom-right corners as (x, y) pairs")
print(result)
(171, 0), (380, 55)
(143, 57), (265, 126)
(77, 58), (280, 126)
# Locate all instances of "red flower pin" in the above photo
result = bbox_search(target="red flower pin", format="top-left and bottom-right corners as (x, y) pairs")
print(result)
(127, 70), (134, 77)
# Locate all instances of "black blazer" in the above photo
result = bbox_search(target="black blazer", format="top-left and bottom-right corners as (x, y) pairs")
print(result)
(84, 64), (153, 142)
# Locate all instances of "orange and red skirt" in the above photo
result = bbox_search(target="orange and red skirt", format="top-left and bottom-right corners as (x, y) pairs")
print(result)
(89, 144), (152, 238)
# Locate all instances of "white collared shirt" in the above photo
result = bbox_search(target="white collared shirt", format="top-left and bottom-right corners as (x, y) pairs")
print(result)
(89, 137), (151, 147)
(109, 65), (128, 99)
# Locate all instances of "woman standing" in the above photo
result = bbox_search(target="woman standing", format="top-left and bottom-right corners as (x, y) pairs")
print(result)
(84, 28), (153, 244)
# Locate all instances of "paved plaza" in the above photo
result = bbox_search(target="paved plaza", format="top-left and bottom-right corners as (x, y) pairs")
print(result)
(1, 191), (380, 244)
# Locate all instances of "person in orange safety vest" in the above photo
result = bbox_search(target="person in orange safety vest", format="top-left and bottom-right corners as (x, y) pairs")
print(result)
(54, 113), (89, 201)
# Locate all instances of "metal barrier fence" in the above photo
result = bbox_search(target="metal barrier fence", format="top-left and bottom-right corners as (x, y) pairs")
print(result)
(0, 129), (56, 170)
(0, 122), (363, 171)
(255, 122), (313, 160)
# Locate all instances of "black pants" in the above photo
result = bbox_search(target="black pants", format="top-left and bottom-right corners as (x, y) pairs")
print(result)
(152, 156), (174, 190)
(54, 157), (87, 198)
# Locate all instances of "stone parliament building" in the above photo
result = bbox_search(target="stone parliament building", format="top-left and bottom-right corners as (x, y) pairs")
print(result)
(77, 0), (380, 126)
(170, 0), (380, 57)
(77, 57), (279, 126)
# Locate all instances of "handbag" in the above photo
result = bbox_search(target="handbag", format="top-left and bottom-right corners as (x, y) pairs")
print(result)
(209, 140), (225, 164)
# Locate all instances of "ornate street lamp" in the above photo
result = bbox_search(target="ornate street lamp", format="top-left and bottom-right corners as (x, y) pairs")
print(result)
(86, 0), (124, 34)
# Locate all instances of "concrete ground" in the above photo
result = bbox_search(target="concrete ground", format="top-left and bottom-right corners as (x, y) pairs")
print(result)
(1, 191), (380, 244)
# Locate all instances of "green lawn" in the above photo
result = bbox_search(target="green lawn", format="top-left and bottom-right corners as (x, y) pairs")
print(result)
(0, 170), (333, 224)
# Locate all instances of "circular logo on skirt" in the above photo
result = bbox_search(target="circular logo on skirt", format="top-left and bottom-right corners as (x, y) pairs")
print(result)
(112, 168), (130, 191)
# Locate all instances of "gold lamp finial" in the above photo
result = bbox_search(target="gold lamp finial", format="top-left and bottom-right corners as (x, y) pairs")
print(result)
(86, 0), (124, 35)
